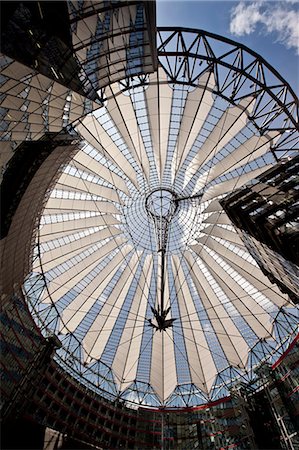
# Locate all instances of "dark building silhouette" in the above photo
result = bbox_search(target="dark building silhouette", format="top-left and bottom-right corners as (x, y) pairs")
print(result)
(221, 155), (299, 303)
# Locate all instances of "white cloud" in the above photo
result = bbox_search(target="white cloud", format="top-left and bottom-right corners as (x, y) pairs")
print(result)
(230, 2), (299, 54)
(230, 2), (262, 35)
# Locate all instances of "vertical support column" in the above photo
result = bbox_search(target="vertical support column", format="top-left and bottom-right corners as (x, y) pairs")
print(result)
(230, 384), (257, 449)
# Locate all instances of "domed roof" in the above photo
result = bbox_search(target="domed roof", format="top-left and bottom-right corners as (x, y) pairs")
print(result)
(24, 29), (299, 408)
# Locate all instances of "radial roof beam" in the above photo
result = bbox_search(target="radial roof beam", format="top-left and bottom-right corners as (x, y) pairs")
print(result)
(73, 150), (131, 197)
(112, 255), (153, 391)
(145, 68), (173, 182)
(172, 255), (217, 393)
(60, 245), (134, 334)
(193, 237), (288, 308)
(184, 250), (250, 369)
(83, 251), (143, 362)
(173, 71), (215, 181)
(40, 237), (129, 304)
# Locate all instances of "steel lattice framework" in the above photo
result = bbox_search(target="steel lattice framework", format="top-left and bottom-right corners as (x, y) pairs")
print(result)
(157, 28), (298, 132)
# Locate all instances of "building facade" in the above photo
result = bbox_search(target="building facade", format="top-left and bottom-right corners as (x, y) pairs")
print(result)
(221, 155), (299, 303)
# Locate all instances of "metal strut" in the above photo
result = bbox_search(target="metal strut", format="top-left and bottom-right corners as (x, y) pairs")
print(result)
(145, 189), (178, 331)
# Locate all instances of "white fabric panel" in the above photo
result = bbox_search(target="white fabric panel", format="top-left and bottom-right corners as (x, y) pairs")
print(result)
(112, 255), (153, 390)
(197, 246), (273, 337)
(73, 16), (96, 45)
(25, 85), (46, 104)
(184, 97), (256, 189)
(48, 97), (67, 111)
(196, 237), (287, 308)
(69, 92), (85, 121)
(30, 73), (53, 91)
(108, 6), (136, 73)
(96, 4), (133, 82)
(5, 108), (29, 125)
(39, 226), (121, 264)
(74, 46), (87, 64)
(201, 164), (274, 202)
(39, 208), (88, 216)
(149, 266), (177, 402)
(56, 172), (122, 204)
(41, 237), (127, 302)
(50, 83), (69, 97)
(33, 225), (117, 272)
(203, 211), (232, 226)
(107, 84), (151, 182)
(81, 15), (98, 37)
(83, 252), (142, 360)
(7, 131), (28, 141)
(46, 197), (120, 214)
(202, 199), (224, 214)
(184, 251), (249, 367)
(150, 326), (178, 402)
(158, 79), (173, 180)
(116, 3), (136, 30)
(202, 225), (244, 246)
(200, 131), (279, 186)
(69, 104), (86, 122)
(0, 141), (14, 169)
(172, 255), (216, 392)
(48, 96), (67, 110)
(145, 69), (173, 181)
(76, 116), (138, 187)
(1, 95), (26, 110)
(174, 72), (215, 177)
(60, 246), (133, 333)
(40, 225), (120, 251)
(25, 85), (44, 104)
(1, 79), (26, 95)
(97, 45), (125, 87)
(73, 151), (130, 196)
(26, 102), (44, 114)
(28, 114), (44, 125)
(39, 214), (120, 240)
(2, 61), (34, 80)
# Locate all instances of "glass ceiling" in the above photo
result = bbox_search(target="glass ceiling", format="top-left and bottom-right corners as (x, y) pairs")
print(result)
(23, 30), (299, 408)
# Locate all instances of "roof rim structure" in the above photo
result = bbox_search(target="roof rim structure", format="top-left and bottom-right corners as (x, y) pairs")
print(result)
(158, 27), (299, 106)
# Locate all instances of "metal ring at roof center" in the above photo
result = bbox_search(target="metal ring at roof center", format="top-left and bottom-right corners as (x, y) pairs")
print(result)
(145, 188), (178, 220)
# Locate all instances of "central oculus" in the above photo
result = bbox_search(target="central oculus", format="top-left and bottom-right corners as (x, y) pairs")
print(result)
(145, 188), (178, 220)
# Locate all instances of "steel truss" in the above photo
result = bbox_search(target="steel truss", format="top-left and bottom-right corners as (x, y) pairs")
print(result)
(97, 28), (298, 156)
(101, 28), (298, 158)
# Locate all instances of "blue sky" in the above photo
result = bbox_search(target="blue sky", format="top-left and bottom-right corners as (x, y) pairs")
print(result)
(157, 1), (299, 94)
